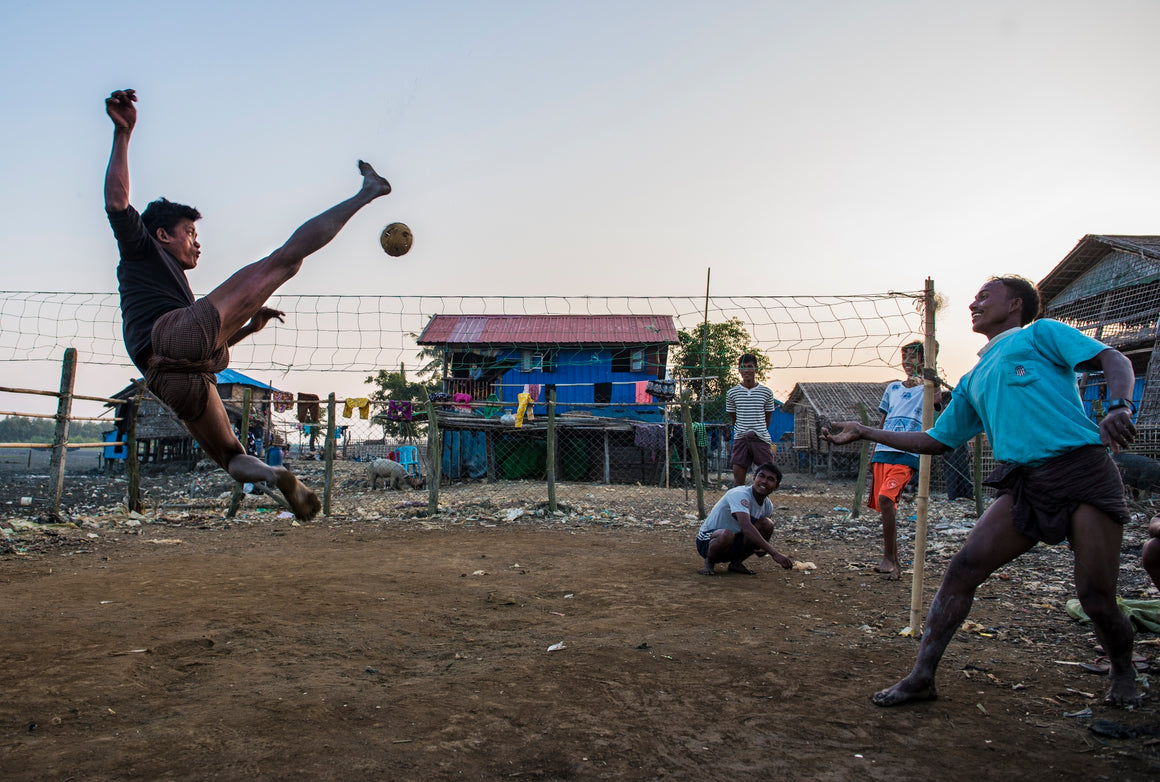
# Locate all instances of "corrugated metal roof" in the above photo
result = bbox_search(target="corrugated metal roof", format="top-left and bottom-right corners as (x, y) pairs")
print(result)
(417, 314), (680, 346)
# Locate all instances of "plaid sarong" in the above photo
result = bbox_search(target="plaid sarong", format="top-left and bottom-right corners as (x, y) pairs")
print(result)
(145, 298), (229, 421)
(984, 445), (1129, 545)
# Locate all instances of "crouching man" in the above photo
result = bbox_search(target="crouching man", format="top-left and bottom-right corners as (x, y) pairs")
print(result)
(697, 462), (794, 575)
(367, 458), (424, 491)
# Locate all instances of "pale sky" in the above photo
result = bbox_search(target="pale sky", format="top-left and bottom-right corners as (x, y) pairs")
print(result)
(2, 0), (1160, 415)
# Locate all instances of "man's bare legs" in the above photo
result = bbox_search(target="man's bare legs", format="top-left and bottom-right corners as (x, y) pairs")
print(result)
(184, 391), (321, 520)
(876, 496), (900, 580)
(873, 495), (1035, 706)
(1070, 504), (1140, 707)
(699, 520), (774, 576)
(732, 463), (748, 488)
(186, 160), (390, 519)
(206, 161), (391, 341)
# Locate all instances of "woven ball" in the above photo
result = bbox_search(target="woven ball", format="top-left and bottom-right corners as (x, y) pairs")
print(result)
(380, 222), (413, 257)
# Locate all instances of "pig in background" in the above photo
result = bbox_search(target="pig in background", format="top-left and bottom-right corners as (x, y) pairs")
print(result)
(1112, 452), (1160, 501)
(366, 458), (425, 490)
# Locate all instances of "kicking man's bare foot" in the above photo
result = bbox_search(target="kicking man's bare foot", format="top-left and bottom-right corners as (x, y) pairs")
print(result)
(699, 563), (717, 576)
(872, 676), (937, 706)
(727, 562), (756, 575)
(273, 468), (321, 521)
(1105, 669), (1143, 708)
(357, 160), (392, 198)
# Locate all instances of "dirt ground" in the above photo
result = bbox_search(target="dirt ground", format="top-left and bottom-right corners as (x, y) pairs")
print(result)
(2, 458), (1160, 781)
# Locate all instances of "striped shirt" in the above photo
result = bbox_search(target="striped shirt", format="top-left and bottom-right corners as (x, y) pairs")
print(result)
(726, 383), (775, 443)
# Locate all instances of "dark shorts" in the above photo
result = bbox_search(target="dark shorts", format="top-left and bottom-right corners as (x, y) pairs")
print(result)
(984, 444), (1129, 545)
(144, 298), (229, 422)
(696, 531), (750, 563)
(731, 431), (774, 469)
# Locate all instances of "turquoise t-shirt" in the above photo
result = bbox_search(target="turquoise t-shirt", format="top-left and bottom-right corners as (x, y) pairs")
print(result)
(927, 319), (1107, 467)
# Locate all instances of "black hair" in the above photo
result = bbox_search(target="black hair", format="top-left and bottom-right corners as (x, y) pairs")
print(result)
(901, 340), (924, 356)
(754, 462), (783, 484)
(990, 275), (1041, 325)
(142, 197), (201, 240)
(738, 353), (758, 368)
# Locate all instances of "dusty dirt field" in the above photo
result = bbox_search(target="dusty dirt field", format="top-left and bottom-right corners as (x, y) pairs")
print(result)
(2, 458), (1160, 781)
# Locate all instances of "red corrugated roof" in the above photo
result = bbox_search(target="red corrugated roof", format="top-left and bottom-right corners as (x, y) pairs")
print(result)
(417, 315), (679, 345)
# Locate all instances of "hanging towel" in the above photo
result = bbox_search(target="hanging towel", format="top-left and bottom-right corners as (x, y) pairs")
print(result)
(635, 381), (650, 404)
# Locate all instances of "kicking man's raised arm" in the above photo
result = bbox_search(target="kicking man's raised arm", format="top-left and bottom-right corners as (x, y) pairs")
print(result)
(104, 89), (137, 212)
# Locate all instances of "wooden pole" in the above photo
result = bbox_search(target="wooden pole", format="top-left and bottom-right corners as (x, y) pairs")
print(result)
(973, 435), (985, 517)
(227, 388), (252, 518)
(908, 278), (937, 636)
(603, 431), (610, 485)
(851, 402), (872, 519)
(127, 386), (142, 513)
(323, 393), (336, 517)
(680, 395), (706, 519)
(663, 403), (670, 489)
(546, 387), (557, 513)
(700, 267), (710, 426)
(426, 399), (441, 516)
(49, 348), (77, 518)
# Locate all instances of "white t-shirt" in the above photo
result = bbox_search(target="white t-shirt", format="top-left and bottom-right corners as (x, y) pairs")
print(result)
(697, 485), (774, 541)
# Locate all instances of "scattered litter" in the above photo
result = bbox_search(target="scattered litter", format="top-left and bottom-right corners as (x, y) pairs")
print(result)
(277, 511), (295, 520)
(792, 561), (816, 570)
(1064, 708), (1093, 719)
(144, 538), (184, 545)
(503, 509), (525, 521)
(548, 642), (566, 652)
(471, 570), (488, 576)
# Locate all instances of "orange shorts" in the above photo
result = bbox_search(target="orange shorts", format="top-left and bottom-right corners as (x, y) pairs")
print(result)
(868, 462), (915, 511)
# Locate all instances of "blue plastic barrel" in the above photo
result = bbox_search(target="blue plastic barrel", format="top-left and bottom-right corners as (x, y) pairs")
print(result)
(267, 447), (284, 467)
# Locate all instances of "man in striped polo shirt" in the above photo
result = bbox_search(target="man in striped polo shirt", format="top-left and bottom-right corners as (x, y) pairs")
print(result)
(726, 353), (777, 487)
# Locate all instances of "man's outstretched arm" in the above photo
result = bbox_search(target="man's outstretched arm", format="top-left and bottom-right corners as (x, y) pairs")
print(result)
(821, 422), (949, 455)
(104, 89), (137, 212)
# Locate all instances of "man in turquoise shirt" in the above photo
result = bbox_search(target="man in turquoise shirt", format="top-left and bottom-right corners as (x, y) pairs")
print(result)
(824, 276), (1140, 709)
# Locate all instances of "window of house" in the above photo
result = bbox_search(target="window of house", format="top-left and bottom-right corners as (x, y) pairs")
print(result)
(594, 382), (612, 404)
(522, 349), (556, 372)
(611, 348), (644, 373)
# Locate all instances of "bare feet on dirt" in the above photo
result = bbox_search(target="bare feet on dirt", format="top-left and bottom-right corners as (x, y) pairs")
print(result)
(274, 470), (321, 520)
(1105, 670), (1144, 708)
(871, 676), (938, 707)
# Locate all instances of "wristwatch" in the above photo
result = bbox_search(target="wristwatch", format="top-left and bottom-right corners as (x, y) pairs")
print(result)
(1107, 398), (1136, 414)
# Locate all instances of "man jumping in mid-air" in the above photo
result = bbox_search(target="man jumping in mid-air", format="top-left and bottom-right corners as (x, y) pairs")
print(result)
(104, 88), (393, 519)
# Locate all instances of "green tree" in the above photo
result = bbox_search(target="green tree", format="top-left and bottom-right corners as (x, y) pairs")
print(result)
(364, 364), (437, 441)
(409, 325), (447, 385)
(673, 318), (771, 421)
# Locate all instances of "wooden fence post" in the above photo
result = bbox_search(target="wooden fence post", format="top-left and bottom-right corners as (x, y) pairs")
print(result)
(49, 348), (77, 518)
(227, 388), (253, 518)
(679, 395), (705, 520)
(426, 399), (441, 516)
(323, 393), (336, 517)
(851, 402), (872, 519)
(546, 388), (557, 513)
(973, 435), (984, 517)
(127, 385), (142, 513)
